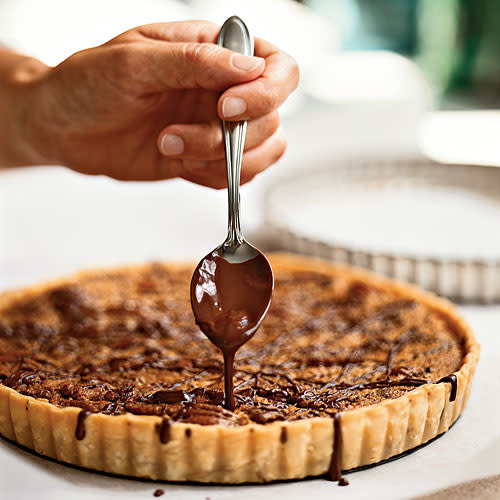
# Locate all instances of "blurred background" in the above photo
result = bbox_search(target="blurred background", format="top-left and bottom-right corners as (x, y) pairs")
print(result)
(3, 4), (500, 497)
(1, 0), (499, 302)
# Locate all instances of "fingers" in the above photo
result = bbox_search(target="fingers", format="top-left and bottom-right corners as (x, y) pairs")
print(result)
(117, 23), (298, 105)
(113, 128), (285, 184)
(157, 111), (280, 160)
(176, 128), (287, 189)
(135, 21), (220, 44)
(120, 41), (265, 92)
(217, 37), (300, 121)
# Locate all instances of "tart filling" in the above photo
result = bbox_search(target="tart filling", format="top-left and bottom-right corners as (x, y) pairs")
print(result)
(0, 254), (479, 483)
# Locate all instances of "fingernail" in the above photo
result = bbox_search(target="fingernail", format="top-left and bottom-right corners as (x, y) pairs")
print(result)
(222, 97), (247, 118)
(160, 134), (184, 156)
(231, 54), (264, 72)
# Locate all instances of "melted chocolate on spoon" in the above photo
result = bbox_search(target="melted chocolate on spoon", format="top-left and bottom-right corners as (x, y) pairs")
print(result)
(190, 251), (273, 410)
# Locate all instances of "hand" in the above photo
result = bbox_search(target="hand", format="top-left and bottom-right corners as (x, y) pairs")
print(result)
(13, 21), (299, 187)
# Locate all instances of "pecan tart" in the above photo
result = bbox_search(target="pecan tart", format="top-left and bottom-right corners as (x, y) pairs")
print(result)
(0, 254), (479, 483)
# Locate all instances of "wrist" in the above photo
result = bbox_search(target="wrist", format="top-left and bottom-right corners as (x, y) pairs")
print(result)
(0, 50), (52, 166)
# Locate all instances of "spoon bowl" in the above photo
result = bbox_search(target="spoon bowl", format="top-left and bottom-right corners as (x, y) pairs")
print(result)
(191, 244), (273, 351)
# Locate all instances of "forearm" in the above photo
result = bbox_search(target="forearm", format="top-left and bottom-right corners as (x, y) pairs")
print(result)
(0, 47), (50, 166)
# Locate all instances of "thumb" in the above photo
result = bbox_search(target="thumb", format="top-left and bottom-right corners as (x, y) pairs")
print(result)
(140, 42), (265, 91)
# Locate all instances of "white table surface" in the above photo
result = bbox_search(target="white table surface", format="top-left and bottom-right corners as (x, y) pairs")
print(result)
(1, 103), (498, 499)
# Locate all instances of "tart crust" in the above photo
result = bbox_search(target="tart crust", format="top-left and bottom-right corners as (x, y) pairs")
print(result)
(0, 253), (479, 483)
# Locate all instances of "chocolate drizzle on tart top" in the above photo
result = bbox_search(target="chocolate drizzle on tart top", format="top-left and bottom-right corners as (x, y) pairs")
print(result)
(0, 263), (464, 480)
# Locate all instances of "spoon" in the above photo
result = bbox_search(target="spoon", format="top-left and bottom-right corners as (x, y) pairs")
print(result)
(190, 16), (274, 412)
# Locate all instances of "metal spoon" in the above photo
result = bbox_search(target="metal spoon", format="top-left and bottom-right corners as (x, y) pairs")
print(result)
(190, 16), (274, 411)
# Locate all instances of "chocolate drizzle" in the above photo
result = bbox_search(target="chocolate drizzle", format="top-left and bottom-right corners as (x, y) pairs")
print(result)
(327, 413), (348, 486)
(0, 263), (464, 432)
(438, 374), (458, 401)
(75, 410), (91, 440)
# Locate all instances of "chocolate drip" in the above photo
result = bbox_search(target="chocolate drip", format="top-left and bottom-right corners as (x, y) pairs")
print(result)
(280, 427), (288, 444)
(223, 350), (236, 411)
(327, 413), (348, 486)
(153, 489), (165, 497)
(75, 410), (91, 440)
(438, 374), (458, 401)
(158, 417), (171, 444)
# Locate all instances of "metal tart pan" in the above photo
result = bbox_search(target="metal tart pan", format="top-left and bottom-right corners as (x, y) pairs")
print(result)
(264, 159), (500, 303)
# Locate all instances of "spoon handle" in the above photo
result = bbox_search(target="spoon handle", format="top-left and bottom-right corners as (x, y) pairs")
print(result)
(217, 16), (254, 250)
